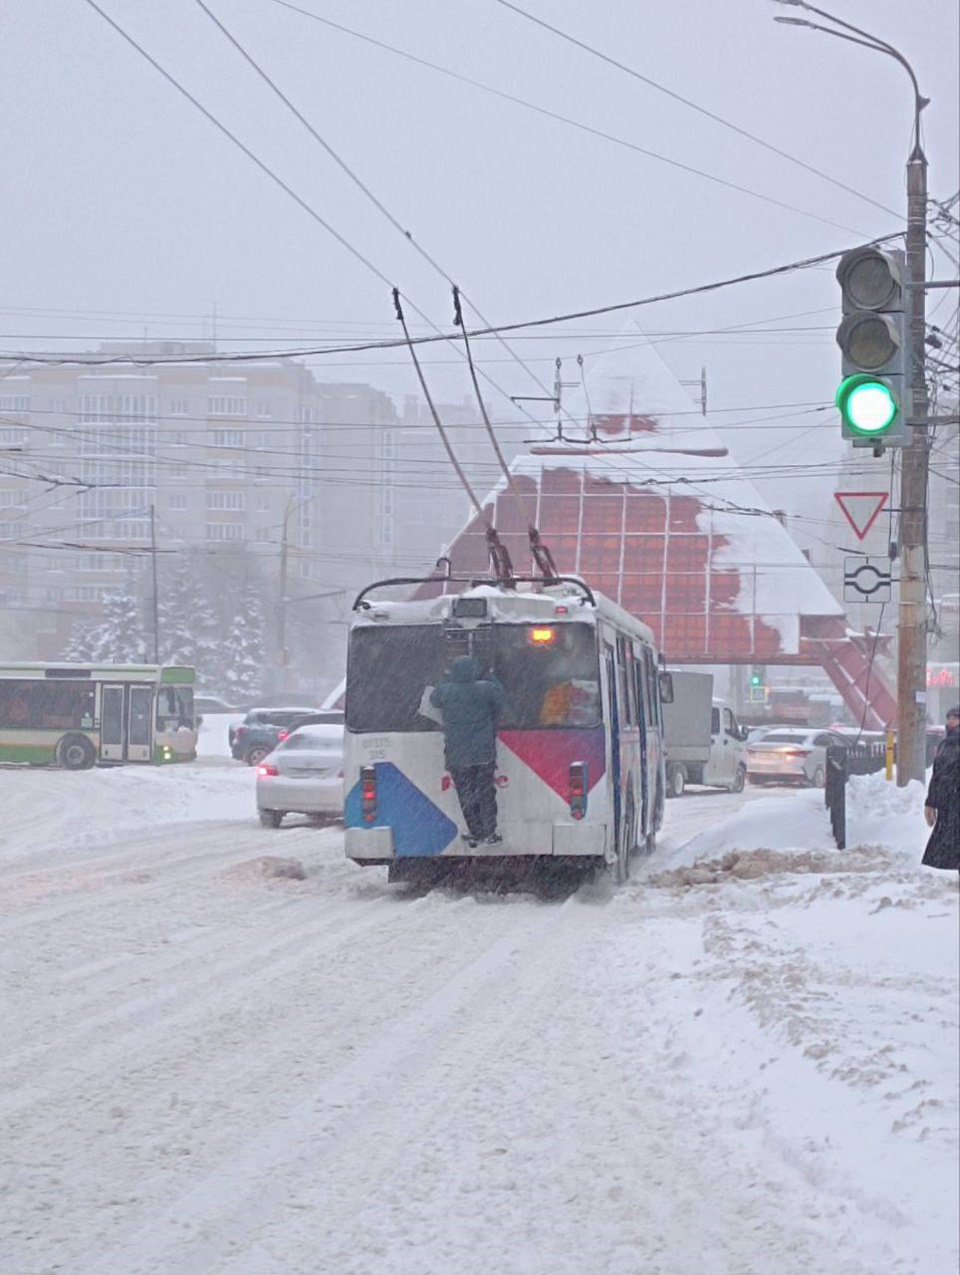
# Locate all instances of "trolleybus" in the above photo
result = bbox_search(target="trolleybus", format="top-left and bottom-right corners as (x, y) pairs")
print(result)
(344, 576), (671, 883)
(0, 663), (198, 769)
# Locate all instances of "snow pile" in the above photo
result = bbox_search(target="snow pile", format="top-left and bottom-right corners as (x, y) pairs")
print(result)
(657, 772), (930, 875)
(846, 770), (929, 859)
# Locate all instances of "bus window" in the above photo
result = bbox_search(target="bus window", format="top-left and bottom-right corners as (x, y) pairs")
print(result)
(492, 624), (600, 729)
(156, 686), (194, 731)
(642, 649), (658, 725)
(0, 681), (94, 729)
(347, 625), (446, 733)
(129, 688), (153, 747)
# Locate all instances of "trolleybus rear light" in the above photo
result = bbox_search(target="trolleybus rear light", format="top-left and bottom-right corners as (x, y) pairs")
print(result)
(569, 761), (587, 820)
(360, 764), (377, 823)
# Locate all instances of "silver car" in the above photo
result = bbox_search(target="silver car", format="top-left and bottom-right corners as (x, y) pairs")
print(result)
(256, 724), (344, 828)
(745, 728), (848, 788)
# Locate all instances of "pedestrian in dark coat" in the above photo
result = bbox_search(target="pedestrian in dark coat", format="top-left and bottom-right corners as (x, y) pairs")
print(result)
(430, 656), (505, 846)
(923, 705), (960, 871)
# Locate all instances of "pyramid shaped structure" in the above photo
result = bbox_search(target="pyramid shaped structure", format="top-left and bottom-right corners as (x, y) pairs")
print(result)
(422, 328), (896, 729)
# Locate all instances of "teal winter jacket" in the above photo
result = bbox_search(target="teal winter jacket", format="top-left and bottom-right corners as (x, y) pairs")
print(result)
(429, 656), (505, 769)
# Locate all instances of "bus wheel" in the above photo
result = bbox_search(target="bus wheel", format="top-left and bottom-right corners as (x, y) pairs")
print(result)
(58, 734), (96, 771)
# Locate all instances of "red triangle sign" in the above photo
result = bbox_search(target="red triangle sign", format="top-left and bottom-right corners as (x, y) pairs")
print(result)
(834, 491), (889, 541)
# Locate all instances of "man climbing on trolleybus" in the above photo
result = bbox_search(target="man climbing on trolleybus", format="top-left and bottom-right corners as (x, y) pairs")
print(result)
(430, 655), (505, 847)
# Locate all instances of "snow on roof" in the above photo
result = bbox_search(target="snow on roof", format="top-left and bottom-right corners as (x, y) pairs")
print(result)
(437, 324), (843, 661)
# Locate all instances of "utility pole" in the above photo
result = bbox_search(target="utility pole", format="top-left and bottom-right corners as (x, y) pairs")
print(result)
(277, 498), (292, 695)
(149, 503), (160, 665)
(897, 145), (930, 784)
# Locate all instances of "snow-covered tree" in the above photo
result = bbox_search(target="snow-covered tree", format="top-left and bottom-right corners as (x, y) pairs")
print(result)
(89, 570), (148, 664)
(62, 620), (99, 663)
(157, 554), (222, 683)
(222, 583), (266, 701)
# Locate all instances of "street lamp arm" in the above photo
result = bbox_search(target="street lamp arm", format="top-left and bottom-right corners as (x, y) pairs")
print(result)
(773, 1), (927, 154)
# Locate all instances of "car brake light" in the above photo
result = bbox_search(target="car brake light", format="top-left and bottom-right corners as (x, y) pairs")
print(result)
(277, 730), (289, 741)
(569, 761), (587, 820)
(258, 763), (279, 777)
(361, 764), (377, 823)
(236, 725), (246, 737)
(781, 748), (811, 757)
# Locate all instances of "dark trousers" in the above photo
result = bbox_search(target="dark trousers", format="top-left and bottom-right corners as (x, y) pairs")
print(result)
(450, 763), (498, 840)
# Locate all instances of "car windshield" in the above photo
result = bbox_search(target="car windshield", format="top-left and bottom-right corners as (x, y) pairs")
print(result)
(346, 622), (601, 732)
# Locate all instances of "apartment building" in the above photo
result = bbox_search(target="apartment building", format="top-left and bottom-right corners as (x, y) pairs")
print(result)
(0, 344), (502, 684)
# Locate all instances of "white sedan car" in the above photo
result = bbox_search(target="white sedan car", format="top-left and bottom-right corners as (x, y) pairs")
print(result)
(256, 724), (344, 828)
(745, 728), (848, 788)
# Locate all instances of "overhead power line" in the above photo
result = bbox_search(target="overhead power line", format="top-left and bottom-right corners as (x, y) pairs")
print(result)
(270, 0), (872, 237)
(8, 234), (902, 367)
(490, 0), (900, 222)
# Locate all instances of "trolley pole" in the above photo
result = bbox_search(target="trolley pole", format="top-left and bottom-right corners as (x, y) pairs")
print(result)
(896, 143), (930, 785)
(149, 503), (160, 665)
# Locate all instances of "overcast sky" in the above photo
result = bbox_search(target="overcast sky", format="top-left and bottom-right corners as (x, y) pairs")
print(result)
(2, 0), (957, 546)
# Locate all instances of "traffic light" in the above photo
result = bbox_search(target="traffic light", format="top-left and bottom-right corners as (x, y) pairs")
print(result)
(749, 665), (768, 704)
(836, 246), (909, 448)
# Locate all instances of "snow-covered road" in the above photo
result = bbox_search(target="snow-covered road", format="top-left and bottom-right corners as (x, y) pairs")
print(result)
(2, 760), (956, 1275)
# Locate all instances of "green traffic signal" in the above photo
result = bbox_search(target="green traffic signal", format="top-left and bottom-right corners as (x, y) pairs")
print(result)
(836, 373), (899, 437)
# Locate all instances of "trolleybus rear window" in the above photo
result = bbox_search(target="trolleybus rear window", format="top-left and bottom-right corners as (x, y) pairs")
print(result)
(347, 622), (601, 733)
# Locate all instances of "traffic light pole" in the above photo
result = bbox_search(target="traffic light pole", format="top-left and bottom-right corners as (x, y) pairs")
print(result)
(774, 3), (932, 784)
(897, 147), (930, 785)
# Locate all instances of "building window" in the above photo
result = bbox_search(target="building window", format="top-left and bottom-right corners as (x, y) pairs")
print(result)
(254, 432), (269, 450)
(0, 490), (26, 509)
(208, 396), (247, 417)
(169, 399), (190, 416)
(254, 527), (274, 543)
(170, 463), (189, 479)
(80, 394), (156, 422)
(168, 494), (187, 510)
(256, 494), (271, 512)
(207, 490), (245, 511)
(0, 395), (30, 415)
(254, 401), (273, 419)
(211, 429), (244, 448)
(0, 521), (26, 541)
(47, 398), (67, 413)
(0, 427), (27, 447)
(205, 522), (244, 541)
(170, 431), (189, 446)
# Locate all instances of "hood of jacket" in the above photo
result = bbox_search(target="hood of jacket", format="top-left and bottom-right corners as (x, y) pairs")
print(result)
(449, 655), (480, 683)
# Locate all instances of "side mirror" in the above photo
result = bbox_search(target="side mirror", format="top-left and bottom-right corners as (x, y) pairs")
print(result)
(658, 672), (674, 705)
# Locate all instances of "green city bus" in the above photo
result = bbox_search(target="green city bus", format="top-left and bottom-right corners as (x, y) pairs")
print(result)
(0, 663), (198, 769)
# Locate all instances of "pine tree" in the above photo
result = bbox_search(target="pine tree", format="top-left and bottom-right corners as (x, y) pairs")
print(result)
(62, 621), (98, 663)
(89, 570), (148, 664)
(222, 583), (266, 701)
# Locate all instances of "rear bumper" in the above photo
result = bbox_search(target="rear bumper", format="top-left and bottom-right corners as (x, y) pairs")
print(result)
(345, 821), (607, 864)
(257, 776), (343, 814)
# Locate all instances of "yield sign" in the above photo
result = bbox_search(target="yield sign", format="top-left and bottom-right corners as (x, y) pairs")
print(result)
(834, 491), (889, 541)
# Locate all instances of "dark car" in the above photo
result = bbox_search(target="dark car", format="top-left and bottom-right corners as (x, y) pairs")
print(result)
(230, 707), (342, 765)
